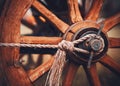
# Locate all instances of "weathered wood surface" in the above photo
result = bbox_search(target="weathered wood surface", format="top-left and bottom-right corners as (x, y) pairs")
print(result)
(85, 0), (104, 21)
(0, 0), (33, 86)
(33, 0), (69, 33)
(67, 0), (83, 23)
(0, 0), (120, 86)
(109, 37), (120, 48)
(63, 62), (79, 86)
(20, 36), (62, 44)
(28, 58), (54, 82)
(83, 64), (101, 86)
(100, 55), (120, 76)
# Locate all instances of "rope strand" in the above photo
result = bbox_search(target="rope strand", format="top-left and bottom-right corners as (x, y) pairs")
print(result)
(0, 34), (97, 54)
(0, 34), (98, 86)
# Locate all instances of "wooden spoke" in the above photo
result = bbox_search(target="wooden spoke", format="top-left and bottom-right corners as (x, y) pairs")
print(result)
(103, 13), (120, 32)
(28, 58), (54, 82)
(85, 0), (93, 14)
(20, 36), (62, 44)
(83, 64), (101, 86)
(23, 15), (37, 26)
(67, 0), (83, 23)
(109, 37), (120, 48)
(32, 1), (69, 33)
(63, 62), (79, 86)
(85, 0), (104, 21)
(22, 15), (46, 27)
(99, 54), (120, 76)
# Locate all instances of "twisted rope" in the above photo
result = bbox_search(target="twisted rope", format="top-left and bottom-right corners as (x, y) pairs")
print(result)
(0, 34), (98, 86)
(0, 34), (97, 54)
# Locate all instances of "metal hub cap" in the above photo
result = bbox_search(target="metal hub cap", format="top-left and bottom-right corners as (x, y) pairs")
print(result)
(89, 38), (103, 52)
(63, 22), (109, 64)
(72, 28), (108, 63)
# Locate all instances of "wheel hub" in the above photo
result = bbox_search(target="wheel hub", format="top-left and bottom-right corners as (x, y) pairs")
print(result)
(89, 38), (103, 52)
(83, 36), (104, 53)
(64, 22), (109, 64)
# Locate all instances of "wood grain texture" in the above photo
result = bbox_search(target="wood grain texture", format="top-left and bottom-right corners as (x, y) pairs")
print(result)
(85, 0), (104, 21)
(109, 37), (120, 48)
(63, 62), (79, 86)
(67, 0), (83, 23)
(20, 36), (62, 44)
(84, 64), (101, 86)
(32, 0), (69, 33)
(103, 13), (120, 32)
(0, 0), (34, 86)
(28, 58), (54, 82)
(99, 54), (120, 76)
(70, 21), (99, 33)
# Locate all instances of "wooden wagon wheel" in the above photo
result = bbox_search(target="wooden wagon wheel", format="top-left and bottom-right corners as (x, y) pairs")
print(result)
(0, 0), (120, 86)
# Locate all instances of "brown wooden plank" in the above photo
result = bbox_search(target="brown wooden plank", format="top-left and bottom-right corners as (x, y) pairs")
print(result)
(85, 0), (104, 21)
(67, 0), (83, 23)
(0, 0), (34, 86)
(99, 54), (120, 76)
(28, 58), (54, 82)
(103, 13), (120, 32)
(20, 36), (62, 44)
(83, 64), (101, 86)
(109, 37), (120, 48)
(32, 0), (69, 33)
(63, 62), (79, 86)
